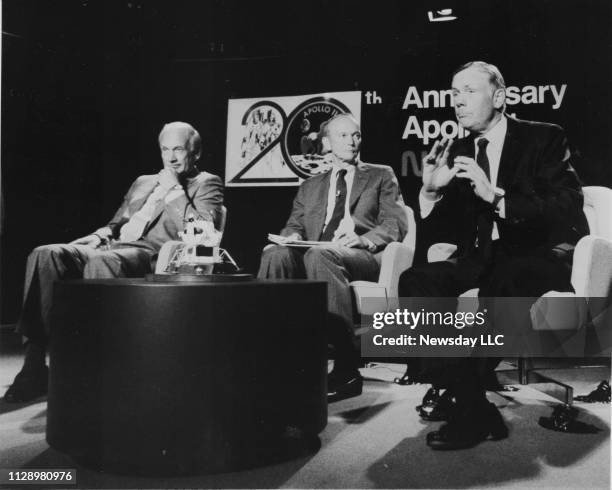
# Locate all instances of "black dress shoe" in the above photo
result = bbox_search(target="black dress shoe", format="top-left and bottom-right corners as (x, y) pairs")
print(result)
(426, 402), (508, 450)
(538, 404), (601, 433)
(3, 366), (48, 403)
(574, 381), (611, 403)
(327, 372), (363, 403)
(417, 388), (456, 421)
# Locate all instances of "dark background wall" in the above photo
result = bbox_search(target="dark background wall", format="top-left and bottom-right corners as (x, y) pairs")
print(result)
(2, 0), (611, 322)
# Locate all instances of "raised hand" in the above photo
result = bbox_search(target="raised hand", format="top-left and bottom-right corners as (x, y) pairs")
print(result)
(422, 138), (459, 198)
(158, 168), (180, 191)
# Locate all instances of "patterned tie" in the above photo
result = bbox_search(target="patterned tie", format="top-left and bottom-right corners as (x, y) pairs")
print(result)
(475, 138), (494, 259)
(320, 169), (347, 241)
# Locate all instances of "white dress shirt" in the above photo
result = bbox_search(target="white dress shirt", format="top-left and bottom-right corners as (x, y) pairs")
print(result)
(119, 184), (183, 242)
(321, 162), (376, 251)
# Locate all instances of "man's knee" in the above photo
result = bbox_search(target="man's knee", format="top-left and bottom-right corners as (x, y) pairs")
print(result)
(304, 246), (338, 267)
(261, 245), (295, 265)
(399, 264), (427, 292)
(29, 244), (67, 262)
(258, 245), (303, 278)
(83, 253), (121, 278)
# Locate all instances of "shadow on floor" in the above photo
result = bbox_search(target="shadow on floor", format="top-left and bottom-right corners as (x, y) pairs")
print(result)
(366, 399), (610, 489)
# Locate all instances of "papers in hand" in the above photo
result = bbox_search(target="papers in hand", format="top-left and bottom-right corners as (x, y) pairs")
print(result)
(267, 234), (329, 247)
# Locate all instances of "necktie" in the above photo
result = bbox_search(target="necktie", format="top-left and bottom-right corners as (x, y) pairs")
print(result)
(475, 138), (494, 259)
(476, 138), (490, 179)
(320, 169), (347, 241)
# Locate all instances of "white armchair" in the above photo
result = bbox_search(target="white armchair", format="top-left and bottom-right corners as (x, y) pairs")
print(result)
(426, 187), (612, 401)
(350, 205), (416, 333)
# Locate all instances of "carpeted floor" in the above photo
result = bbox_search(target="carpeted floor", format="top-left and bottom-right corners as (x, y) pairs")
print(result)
(0, 326), (610, 489)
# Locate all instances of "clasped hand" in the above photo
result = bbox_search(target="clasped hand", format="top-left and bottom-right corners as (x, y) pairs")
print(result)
(69, 234), (103, 249)
(453, 157), (495, 203)
(423, 138), (494, 203)
(158, 168), (180, 191)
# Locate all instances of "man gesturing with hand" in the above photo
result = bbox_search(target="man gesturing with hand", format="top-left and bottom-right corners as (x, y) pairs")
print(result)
(399, 61), (588, 450)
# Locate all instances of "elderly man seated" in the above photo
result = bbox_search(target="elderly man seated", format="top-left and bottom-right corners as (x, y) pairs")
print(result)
(258, 114), (408, 402)
(4, 121), (224, 403)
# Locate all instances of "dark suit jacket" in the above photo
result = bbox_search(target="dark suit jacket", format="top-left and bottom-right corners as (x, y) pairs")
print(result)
(281, 161), (408, 251)
(423, 117), (588, 261)
(95, 171), (224, 252)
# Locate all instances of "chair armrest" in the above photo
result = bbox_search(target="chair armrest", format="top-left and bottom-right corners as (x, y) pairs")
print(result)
(155, 240), (184, 274)
(349, 242), (414, 315)
(350, 281), (389, 316)
(378, 242), (415, 298)
(530, 292), (589, 331)
(571, 235), (612, 298)
(428, 243), (457, 263)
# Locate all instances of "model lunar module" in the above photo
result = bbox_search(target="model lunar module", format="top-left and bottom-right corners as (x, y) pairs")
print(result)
(157, 212), (238, 275)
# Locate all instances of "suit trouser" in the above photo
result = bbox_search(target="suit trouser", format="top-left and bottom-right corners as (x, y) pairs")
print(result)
(18, 243), (155, 344)
(398, 246), (572, 413)
(258, 245), (380, 370)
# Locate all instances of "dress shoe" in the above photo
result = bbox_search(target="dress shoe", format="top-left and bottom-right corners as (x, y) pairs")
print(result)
(3, 366), (48, 403)
(574, 381), (611, 403)
(426, 402), (508, 450)
(539, 404), (602, 433)
(416, 388), (456, 421)
(327, 371), (363, 403)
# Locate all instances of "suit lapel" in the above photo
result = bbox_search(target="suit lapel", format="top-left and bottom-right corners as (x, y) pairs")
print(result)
(307, 172), (331, 240)
(497, 117), (520, 189)
(349, 165), (371, 209)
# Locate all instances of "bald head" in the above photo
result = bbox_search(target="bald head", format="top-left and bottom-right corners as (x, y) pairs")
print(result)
(158, 121), (201, 176)
(158, 121), (201, 156)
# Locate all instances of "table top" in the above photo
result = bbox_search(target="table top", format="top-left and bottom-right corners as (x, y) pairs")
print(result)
(58, 278), (327, 288)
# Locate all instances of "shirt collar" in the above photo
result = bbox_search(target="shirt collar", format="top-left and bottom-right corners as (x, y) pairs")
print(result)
(331, 160), (357, 177)
(476, 115), (507, 149)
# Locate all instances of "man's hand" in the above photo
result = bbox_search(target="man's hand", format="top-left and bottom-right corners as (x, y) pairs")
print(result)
(69, 234), (103, 249)
(158, 168), (180, 191)
(276, 232), (302, 243)
(333, 231), (369, 249)
(454, 156), (495, 203)
(422, 138), (459, 199)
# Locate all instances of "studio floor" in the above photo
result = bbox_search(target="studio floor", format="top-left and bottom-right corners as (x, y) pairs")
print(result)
(0, 327), (610, 489)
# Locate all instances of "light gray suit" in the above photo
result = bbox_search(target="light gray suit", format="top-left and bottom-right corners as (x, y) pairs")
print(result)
(18, 170), (223, 343)
(258, 162), (407, 368)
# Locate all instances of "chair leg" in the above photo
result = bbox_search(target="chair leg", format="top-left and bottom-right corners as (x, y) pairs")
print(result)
(518, 357), (528, 385)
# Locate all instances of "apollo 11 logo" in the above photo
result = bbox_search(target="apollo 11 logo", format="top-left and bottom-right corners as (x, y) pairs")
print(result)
(281, 97), (351, 179)
(225, 92), (359, 186)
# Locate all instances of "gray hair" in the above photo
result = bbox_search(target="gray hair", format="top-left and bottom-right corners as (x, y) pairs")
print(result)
(452, 61), (506, 90)
(320, 113), (360, 138)
(158, 121), (201, 155)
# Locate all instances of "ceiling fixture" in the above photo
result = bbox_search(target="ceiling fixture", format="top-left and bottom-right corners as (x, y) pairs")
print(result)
(428, 9), (457, 22)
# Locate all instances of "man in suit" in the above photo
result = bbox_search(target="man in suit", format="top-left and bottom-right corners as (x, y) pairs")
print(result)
(399, 61), (588, 449)
(258, 114), (408, 402)
(4, 121), (224, 403)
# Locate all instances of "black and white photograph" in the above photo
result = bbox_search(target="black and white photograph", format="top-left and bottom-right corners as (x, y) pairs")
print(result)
(1, 1), (610, 488)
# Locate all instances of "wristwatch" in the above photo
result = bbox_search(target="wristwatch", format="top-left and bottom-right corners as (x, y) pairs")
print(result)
(492, 187), (505, 210)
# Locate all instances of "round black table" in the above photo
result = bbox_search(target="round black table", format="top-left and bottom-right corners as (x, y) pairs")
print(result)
(46, 278), (328, 475)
